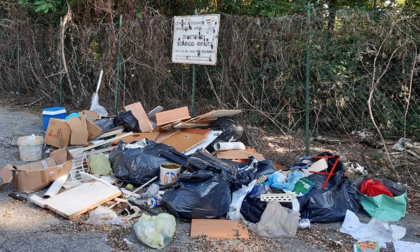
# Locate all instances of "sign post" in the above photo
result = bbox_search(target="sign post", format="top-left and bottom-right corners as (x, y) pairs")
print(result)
(172, 14), (220, 117)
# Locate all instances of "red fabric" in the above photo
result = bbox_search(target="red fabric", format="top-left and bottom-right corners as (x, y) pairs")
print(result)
(360, 179), (393, 197)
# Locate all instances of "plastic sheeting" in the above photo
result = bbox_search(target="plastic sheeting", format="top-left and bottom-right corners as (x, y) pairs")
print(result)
(109, 141), (174, 185)
(162, 170), (231, 221)
(249, 201), (300, 238)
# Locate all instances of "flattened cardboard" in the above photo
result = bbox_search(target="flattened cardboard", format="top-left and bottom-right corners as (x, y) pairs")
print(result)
(86, 120), (102, 140)
(29, 181), (121, 219)
(0, 165), (13, 190)
(173, 121), (214, 129)
(111, 132), (159, 144)
(190, 219), (249, 239)
(66, 113), (88, 146)
(162, 132), (206, 153)
(125, 102), (153, 132)
(45, 119), (71, 148)
(217, 149), (265, 161)
(156, 106), (190, 126)
(11, 149), (73, 193)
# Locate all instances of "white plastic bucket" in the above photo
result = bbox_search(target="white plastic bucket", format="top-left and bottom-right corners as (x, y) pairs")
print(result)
(17, 135), (44, 161)
(159, 163), (181, 185)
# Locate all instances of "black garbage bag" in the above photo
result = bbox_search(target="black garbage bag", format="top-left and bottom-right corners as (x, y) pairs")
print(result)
(231, 159), (276, 191)
(109, 141), (174, 184)
(298, 170), (360, 223)
(187, 150), (240, 182)
(94, 118), (114, 132)
(113, 111), (140, 132)
(205, 118), (244, 152)
(162, 170), (231, 221)
(240, 195), (267, 223)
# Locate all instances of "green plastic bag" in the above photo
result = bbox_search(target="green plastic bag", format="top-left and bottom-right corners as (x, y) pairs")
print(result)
(353, 178), (407, 221)
(88, 153), (112, 177)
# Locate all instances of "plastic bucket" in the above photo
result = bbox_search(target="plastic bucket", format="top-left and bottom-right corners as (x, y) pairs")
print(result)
(159, 163), (181, 185)
(17, 136), (44, 161)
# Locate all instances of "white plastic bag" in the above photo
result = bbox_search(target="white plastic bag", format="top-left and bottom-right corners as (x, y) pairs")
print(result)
(227, 180), (256, 220)
(249, 201), (300, 238)
(90, 93), (108, 116)
(133, 213), (176, 249)
(86, 206), (123, 226)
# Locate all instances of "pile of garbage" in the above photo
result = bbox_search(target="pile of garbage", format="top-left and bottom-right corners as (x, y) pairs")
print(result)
(0, 99), (415, 251)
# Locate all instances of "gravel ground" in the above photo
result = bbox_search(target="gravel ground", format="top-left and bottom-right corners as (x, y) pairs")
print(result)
(0, 106), (419, 252)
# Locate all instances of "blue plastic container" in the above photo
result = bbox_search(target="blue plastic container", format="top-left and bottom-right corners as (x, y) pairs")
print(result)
(42, 107), (66, 131)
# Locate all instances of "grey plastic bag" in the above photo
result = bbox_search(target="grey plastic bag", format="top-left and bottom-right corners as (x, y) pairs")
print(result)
(249, 201), (300, 238)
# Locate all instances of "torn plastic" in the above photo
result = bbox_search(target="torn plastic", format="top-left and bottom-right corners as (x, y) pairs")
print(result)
(340, 210), (406, 245)
(298, 170), (360, 223)
(133, 213), (176, 249)
(162, 170), (231, 221)
(109, 141), (174, 185)
(143, 183), (160, 199)
(113, 111), (140, 132)
(231, 159), (276, 191)
(266, 171), (303, 191)
(249, 201), (300, 238)
(90, 93), (108, 117)
(86, 206), (123, 226)
(227, 179), (256, 220)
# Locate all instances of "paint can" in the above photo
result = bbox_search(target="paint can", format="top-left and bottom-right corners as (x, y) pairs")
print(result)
(159, 163), (181, 185)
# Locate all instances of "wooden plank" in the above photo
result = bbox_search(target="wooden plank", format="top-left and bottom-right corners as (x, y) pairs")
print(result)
(190, 219), (249, 239)
(184, 131), (222, 155)
(181, 129), (212, 135)
(111, 132), (158, 144)
(125, 102), (153, 132)
(94, 127), (124, 140)
(81, 132), (133, 153)
(147, 106), (164, 118)
(87, 146), (116, 155)
(216, 149), (265, 161)
(29, 182), (121, 219)
(155, 130), (180, 143)
(162, 132), (206, 153)
(308, 158), (328, 172)
(173, 121), (213, 129)
(190, 110), (242, 122)
(155, 107), (190, 126)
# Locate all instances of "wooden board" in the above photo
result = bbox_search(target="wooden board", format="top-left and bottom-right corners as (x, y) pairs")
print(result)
(190, 219), (249, 239)
(147, 106), (164, 118)
(155, 107), (190, 126)
(308, 158), (328, 172)
(111, 132), (158, 144)
(162, 132), (206, 153)
(125, 102), (153, 132)
(155, 130), (180, 143)
(216, 149), (265, 161)
(29, 182), (121, 219)
(190, 110), (242, 122)
(94, 127), (124, 140)
(181, 129), (212, 135)
(184, 131), (222, 155)
(173, 121), (213, 129)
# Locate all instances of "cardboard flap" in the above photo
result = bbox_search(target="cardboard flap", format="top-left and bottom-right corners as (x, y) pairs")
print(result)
(124, 102), (153, 132)
(18, 158), (57, 172)
(45, 119), (71, 148)
(86, 120), (102, 140)
(0, 165), (14, 190)
(83, 110), (99, 121)
(50, 149), (71, 164)
(78, 112), (87, 129)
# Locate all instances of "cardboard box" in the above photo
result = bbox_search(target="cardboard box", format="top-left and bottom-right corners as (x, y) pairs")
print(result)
(0, 149), (73, 193)
(45, 111), (102, 148)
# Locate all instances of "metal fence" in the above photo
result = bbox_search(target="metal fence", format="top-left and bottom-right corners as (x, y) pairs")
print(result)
(0, 8), (419, 174)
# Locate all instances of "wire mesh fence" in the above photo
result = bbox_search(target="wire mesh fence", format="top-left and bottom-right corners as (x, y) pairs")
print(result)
(0, 9), (419, 180)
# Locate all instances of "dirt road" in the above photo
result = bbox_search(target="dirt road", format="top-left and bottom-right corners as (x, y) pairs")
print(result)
(0, 106), (419, 252)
